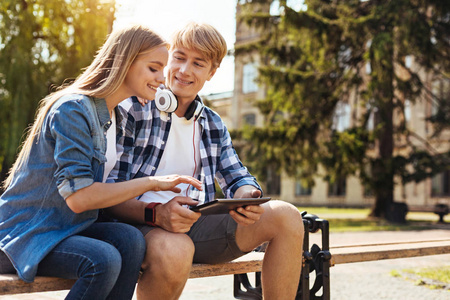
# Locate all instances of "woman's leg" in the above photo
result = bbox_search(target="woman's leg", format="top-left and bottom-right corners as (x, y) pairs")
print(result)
(37, 222), (145, 300)
(37, 234), (122, 300)
(79, 222), (146, 300)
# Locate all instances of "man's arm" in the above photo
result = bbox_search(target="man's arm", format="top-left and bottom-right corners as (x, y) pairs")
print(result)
(214, 122), (262, 198)
(105, 196), (201, 233)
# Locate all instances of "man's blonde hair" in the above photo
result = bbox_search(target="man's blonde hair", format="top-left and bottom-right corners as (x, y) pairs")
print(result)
(170, 22), (227, 69)
(3, 24), (167, 188)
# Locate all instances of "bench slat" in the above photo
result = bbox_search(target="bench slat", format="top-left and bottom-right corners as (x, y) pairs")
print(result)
(1, 240), (449, 295)
(331, 244), (450, 265)
(0, 274), (75, 295)
(190, 252), (264, 278)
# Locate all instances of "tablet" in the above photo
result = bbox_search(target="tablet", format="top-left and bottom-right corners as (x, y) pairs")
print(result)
(190, 197), (271, 215)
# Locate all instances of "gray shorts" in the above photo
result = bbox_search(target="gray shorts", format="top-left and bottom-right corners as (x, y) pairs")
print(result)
(136, 214), (249, 264)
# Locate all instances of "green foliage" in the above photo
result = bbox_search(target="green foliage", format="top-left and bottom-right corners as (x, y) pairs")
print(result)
(238, 0), (450, 218)
(0, 0), (116, 183)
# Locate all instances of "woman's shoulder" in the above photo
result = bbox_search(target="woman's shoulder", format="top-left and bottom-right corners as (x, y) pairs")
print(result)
(48, 94), (96, 115)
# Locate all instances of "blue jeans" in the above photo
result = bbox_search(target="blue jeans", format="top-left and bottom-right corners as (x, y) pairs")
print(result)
(35, 222), (145, 300)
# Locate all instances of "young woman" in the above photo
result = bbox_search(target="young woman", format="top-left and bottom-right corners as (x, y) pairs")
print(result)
(0, 24), (202, 300)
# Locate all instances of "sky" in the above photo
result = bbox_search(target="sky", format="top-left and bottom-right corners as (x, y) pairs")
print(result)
(114, 0), (238, 96)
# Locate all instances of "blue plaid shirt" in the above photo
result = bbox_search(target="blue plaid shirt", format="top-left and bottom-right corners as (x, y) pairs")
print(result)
(108, 96), (261, 204)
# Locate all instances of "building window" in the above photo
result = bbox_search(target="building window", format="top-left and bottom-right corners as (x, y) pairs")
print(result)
(431, 170), (450, 197)
(366, 102), (377, 131)
(404, 99), (411, 124)
(243, 113), (256, 126)
(265, 165), (281, 195)
(328, 177), (346, 196)
(332, 101), (351, 132)
(405, 55), (413, 68)
(295, 180), (312, 196)
(431, 78), (450, 117)
(242, 63), (258, 94)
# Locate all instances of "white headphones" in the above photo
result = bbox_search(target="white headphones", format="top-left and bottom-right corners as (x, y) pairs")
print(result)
(155, 84), (204, 121)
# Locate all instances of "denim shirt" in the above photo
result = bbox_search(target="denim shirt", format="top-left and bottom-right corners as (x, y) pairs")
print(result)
(0, 94), (111, 282)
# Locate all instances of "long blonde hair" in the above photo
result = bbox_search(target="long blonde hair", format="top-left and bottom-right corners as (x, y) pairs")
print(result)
(3, 24), (167, 188)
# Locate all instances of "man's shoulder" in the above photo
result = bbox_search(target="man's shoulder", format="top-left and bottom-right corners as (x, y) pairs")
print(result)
(202, 106), (226, 127)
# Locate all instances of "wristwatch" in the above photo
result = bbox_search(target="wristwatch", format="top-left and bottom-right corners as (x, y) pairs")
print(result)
(145, 202), (161, 227)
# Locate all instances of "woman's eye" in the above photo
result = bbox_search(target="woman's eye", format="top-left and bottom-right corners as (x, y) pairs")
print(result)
(149, 67), (157, 72)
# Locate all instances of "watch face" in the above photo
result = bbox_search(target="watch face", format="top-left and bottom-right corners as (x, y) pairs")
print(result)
(145, 207), (155, 223)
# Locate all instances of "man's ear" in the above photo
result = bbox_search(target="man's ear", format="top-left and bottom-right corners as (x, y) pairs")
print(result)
(207, 67), (217, 81)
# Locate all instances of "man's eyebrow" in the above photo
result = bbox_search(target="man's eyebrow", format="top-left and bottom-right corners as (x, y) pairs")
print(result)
(174, 50), (207, 63)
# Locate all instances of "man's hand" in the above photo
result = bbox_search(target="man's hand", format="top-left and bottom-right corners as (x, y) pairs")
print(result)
(230, 185), (264, 225)
(229, 204), (264, 226)
(233, 186), (262, 199)
(148, 175), (202, 193)
(155, 196), (201, 233)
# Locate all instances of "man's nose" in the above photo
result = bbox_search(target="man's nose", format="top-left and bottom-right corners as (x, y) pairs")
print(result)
(179, 62), (191, 74)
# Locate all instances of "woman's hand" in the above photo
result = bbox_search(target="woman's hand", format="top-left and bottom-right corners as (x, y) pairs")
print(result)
(137, 97), (149, 106)
(148, 175), (202, 192)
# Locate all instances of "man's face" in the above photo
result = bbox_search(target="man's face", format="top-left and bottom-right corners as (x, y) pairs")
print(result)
(166, 46), (216, 103)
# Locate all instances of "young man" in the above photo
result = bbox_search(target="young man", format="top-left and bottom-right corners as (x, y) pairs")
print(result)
(107, 22), (304, 300)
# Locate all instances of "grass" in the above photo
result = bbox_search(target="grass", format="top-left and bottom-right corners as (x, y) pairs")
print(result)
(296, 206), (446, 232)
(390, 266), (450, 290)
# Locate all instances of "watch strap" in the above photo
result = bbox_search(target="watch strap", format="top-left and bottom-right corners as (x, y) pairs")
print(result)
(145, 202), (161, 227)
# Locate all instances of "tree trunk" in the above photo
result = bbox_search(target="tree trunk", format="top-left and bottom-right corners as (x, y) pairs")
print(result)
(368, 30), (396, 220)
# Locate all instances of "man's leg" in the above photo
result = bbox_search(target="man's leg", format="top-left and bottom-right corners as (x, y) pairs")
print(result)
(137, 228), (194, 300)
(235, 200), (304, 300)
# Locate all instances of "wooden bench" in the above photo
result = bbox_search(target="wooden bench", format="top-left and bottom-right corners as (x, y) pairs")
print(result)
(408, 203), (449, 223)
(1, 218), (449, 298)
(1, 238), (449, 296)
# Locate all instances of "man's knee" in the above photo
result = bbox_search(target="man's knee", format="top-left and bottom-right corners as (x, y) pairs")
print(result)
(142, 231), (194, 276)
(267, 200), (304, 235)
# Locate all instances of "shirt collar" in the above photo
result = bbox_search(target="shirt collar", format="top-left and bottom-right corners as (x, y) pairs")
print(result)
(93, 98), (111, 128)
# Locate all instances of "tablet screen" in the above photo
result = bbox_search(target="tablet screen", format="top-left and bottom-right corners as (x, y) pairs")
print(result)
(190, 197), (271, 215)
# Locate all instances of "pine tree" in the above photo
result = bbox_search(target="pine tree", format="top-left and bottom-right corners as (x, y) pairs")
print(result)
(237, 0), (450, 220)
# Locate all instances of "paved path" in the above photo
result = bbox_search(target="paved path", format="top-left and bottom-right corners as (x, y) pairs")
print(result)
(2, 229), (449, 299)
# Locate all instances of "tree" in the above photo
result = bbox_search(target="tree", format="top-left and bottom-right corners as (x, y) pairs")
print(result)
(237, 0), (450, 220)
(0, 0), (116, 186)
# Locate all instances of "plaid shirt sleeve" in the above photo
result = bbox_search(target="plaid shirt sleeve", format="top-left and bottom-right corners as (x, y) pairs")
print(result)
(204, 109), (262, 198)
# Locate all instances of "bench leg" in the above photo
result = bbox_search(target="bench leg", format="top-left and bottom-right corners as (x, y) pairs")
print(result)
(233, 215), (331, 300)
(233, 273), (262, 300)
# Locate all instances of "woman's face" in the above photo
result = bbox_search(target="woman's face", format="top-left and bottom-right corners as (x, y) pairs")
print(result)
(122, 45), (169, 101)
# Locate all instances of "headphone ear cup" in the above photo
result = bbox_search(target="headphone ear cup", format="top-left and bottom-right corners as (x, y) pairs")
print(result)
(155, 88), (178, 113)
(185, 100), (204, 121)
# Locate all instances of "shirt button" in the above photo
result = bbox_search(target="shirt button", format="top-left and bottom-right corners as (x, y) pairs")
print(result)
(152, 167), (156, 170)
(161, 141), (165, 145)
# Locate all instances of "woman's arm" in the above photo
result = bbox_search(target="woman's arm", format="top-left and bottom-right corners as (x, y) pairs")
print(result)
(66, 174), (202, 213)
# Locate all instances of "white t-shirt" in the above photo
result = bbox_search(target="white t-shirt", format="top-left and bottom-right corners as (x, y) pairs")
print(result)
(139, 113), (201, 204)
(103, 110), (117, 183)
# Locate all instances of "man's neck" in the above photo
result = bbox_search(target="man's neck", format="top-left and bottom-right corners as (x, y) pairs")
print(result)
(175, 95), (198, 118)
